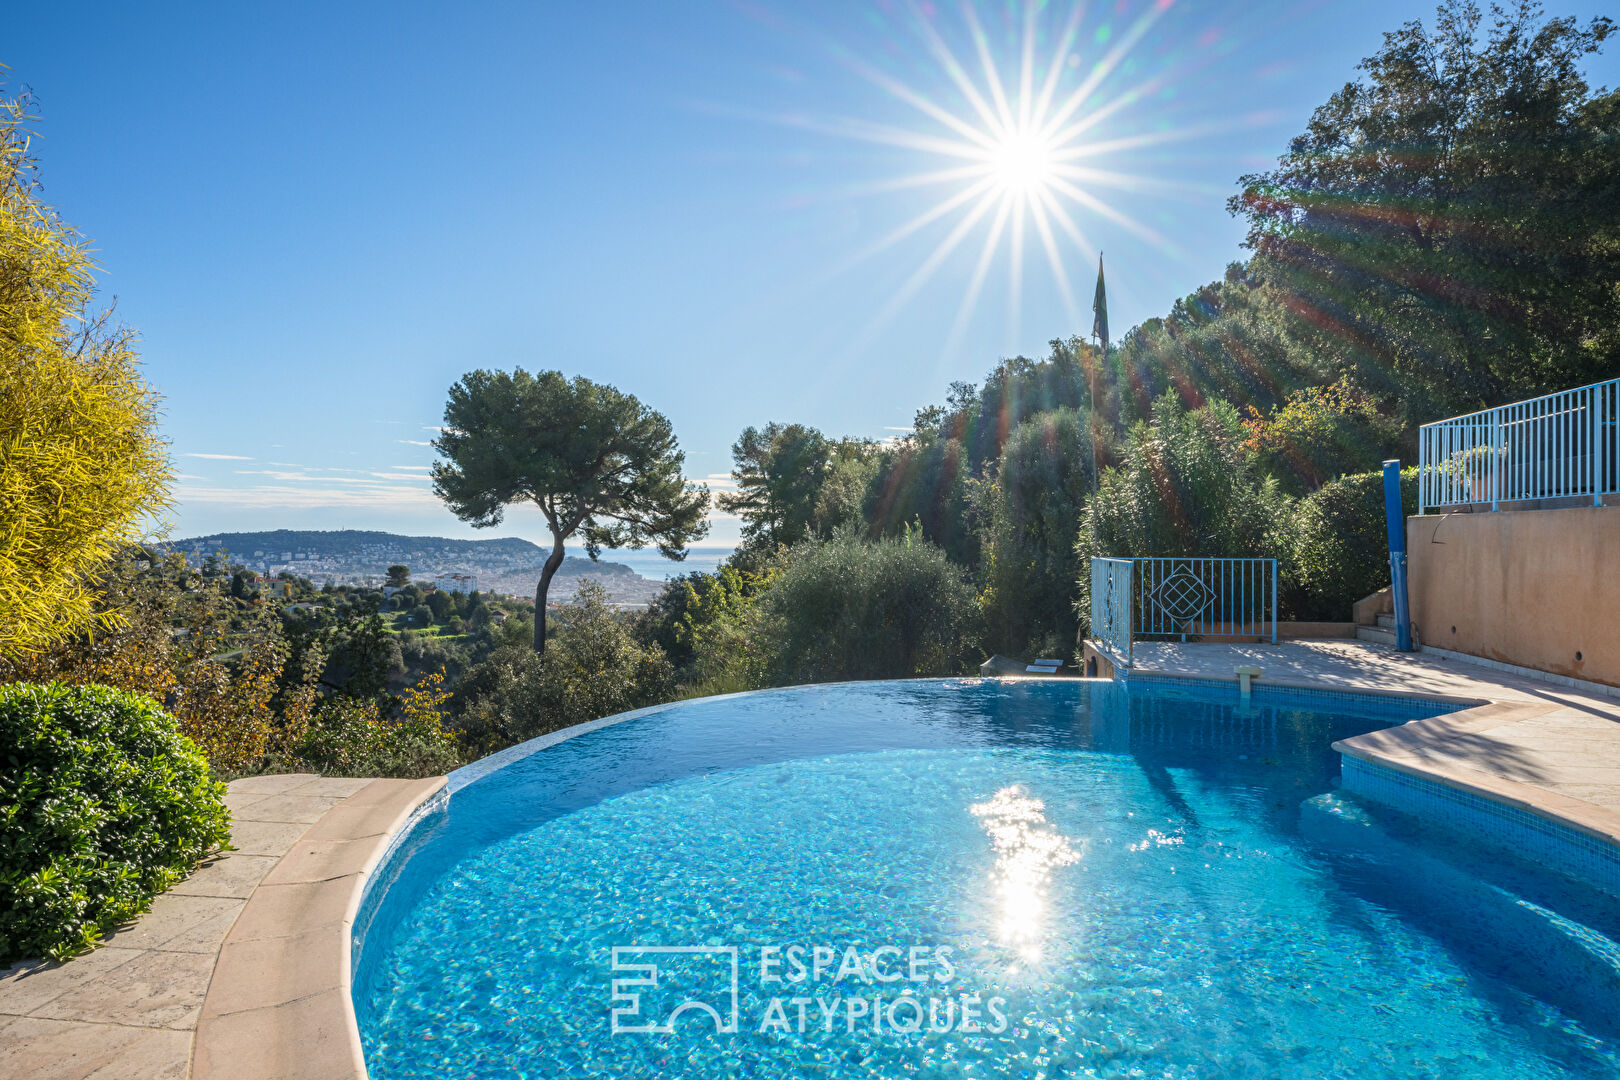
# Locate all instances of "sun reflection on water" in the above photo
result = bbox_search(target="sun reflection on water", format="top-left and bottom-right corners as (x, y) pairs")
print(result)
(969, 785), (1081, 961)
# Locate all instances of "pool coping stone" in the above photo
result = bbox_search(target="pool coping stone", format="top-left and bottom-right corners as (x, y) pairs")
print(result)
(190, 776), (445, 1080)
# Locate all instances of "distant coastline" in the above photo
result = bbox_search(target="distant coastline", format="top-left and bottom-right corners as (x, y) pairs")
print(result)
(161, 528), (733, 600)
(601, 545), (733, 581)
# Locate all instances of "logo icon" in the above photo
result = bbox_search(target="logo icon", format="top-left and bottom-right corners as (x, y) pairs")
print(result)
(610, 946), (740, 1035)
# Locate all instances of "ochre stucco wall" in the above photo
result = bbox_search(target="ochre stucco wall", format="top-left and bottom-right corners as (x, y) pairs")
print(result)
(1406, 508), (1620, 687)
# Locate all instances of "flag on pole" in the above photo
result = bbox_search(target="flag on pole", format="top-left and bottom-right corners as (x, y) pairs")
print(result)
(1091, 254), (1109, 352)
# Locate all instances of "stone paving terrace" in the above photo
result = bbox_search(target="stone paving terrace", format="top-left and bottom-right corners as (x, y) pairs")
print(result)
(0, 774), (436, 1080)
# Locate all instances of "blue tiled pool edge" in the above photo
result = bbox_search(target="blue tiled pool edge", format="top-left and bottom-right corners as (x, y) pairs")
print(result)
(1124, 669), (1486, 711)
(1339, 754), (1620, 899)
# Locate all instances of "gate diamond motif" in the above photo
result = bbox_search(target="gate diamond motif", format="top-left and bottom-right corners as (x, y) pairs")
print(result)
(1150, 571), (1216, 624)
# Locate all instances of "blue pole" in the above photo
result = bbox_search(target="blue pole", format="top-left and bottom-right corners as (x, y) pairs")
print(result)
(1382, 460), (1414, 652)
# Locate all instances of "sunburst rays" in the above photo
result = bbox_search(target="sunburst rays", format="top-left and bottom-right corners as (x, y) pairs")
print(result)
(800, 0), (1198, 354)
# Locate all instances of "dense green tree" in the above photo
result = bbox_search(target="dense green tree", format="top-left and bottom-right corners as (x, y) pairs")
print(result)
(385, 565), (411, 589)
(1242, 382), (1402, 494)
(424, 589), (452, 624)
(979, 408), (1101, 658)
(811, 439), (880, 537)
(864, 435), (978, 566)
(717, 422), (834, 553)
(1231, 0), (1619, 423)
(1104, 268), (1320, 430)
(432, 369), (709, 652)
(1076, 393), (1290, 633)
(635, 568), (765, 675)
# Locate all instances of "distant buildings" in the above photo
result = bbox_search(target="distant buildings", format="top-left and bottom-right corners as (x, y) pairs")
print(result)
(434, 572), (478, 594)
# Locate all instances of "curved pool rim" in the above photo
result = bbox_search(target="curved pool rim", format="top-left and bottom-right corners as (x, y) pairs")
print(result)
(350, 680), (940, 972)
(348, 675), (1620, 1080)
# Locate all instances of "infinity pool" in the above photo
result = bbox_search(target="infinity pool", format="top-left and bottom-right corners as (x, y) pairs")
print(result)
(353, 679), (1620, 1079)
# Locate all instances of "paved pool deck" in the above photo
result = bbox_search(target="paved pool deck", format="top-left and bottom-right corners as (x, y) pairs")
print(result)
(1132, 638), (1620, 837)
(0, 773), (443, 1080)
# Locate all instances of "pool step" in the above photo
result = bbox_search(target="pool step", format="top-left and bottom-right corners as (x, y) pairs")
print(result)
(1300, 793), (1620, 1037)
(1355, 625), (1397, 646)
(1376, 612), (1396, 630)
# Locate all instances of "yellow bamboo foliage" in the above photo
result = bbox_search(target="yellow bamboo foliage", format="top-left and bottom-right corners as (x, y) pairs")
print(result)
(0, 85), (172, 658)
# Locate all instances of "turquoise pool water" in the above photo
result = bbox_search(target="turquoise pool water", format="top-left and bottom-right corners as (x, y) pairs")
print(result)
(353, 679), (1620, 1079)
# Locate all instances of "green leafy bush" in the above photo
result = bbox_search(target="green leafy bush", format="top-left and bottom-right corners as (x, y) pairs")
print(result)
(755, 529), (980, 684)
(293, 670), (461, 779)
(1290, 467), (1416, 620)
(455, 581), (675, 752)
(0, 682), (230, 962)
(1076, 393), (1290, 634)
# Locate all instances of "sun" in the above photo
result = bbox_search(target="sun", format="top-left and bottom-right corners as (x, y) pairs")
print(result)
(798, 0), (1192, 354)
(987, 128), (1055, 195)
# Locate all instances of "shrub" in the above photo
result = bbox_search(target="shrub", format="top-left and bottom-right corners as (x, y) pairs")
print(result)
(455, 582), (675, 752)
(675, 564), (777, 695)
(0, 682), (230, 963)
(755, 529), (980, 684)
(1290, 467), (1416, 620)
(0, 550), (319, 773)
(1076, 393), (1290, 634)
(292, 670), (459, 779)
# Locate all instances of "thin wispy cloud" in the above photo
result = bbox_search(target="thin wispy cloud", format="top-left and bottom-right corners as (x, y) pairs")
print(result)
(177, 482), (444, 511)
(235, 469), (424, 486)
(698, 473), (738, 491)
(397, 439), (433, 447)
(184, 452), (253, 460)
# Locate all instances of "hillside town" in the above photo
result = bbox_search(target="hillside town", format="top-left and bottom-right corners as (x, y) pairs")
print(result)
(168, 529), (664, 605)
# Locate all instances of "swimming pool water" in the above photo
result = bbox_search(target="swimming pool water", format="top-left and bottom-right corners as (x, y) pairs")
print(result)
(353, 679), (1620, 1079)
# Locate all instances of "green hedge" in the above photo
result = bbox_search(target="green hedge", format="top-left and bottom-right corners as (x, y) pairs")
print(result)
(1290, 466), (1417, 620)
(0, 682), (231, 962)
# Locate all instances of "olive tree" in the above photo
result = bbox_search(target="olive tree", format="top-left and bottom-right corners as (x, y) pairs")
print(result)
(431, 369), (708, 652)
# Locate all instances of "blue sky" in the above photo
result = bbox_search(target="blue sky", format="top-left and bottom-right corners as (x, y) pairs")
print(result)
(8, 1), (1617, 557)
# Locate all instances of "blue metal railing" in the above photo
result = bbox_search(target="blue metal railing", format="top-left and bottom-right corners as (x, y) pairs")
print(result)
(1132, 557), (1278, 644)
(1090, 557), (1133, 664)
(1418, 377), (1620, 513)
(1090, 556), (1279, 666)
